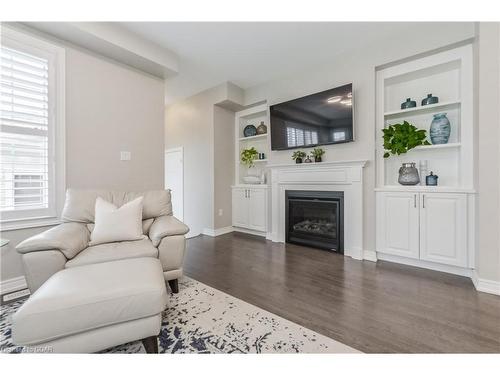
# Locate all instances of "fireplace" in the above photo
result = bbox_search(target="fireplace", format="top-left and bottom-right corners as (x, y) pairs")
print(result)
(285, 190), (344, 253)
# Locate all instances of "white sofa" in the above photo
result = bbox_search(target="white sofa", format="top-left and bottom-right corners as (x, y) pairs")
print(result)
(16, 189), (189, 293)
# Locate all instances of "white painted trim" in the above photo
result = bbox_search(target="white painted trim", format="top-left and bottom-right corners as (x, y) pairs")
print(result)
(1, 218), (61, 232)
(377, 253), (473, 277)
(202, 226), (234, 237)
(471, 271), (500, 295)
(0, 276), (28, 295)
(232, 227), (267, 237)
(363, 250), (378, 262)
(1, 26), (66, 226)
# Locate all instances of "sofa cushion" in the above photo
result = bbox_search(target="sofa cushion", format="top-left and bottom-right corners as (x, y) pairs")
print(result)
(90, 197), (144, 246)
(62, 189), (172, 223)
(87, 218), (154, 235)
(12, 258), (167, 345)
(65, 238), (158, 268)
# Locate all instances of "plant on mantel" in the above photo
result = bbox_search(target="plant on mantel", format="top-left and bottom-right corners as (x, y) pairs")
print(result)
(310, 147), (325, 162)
(382, 121), (430, 158)
(241, 147), (259, 168)
(291, 150), (306, 164)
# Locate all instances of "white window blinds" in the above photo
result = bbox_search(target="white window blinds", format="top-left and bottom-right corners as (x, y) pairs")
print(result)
(286, 126), (318, 148)
(1, 45), (50, 214)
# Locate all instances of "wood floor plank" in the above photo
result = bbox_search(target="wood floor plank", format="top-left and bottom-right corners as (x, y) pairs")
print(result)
(183, 232), (500, 353)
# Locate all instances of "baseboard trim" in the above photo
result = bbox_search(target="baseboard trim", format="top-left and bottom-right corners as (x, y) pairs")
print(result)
(363, 250), (378, 262)
(1, 275), (28, 297)
(471, 271), (500, 295)
(202, 226), (234, 237)
(377, 253), (473, 277)
(232, 227), (267, 237)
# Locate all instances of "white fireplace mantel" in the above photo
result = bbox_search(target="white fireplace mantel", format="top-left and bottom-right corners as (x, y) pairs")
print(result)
(268, 160), (368, 260)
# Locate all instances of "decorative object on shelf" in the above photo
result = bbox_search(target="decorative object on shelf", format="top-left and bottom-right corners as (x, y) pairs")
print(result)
(292, 150), (306, 164)
(304, 156), (312, 163)
(310, 147), (325, 162)
(243, 124), (257, 137)
(258, 152), (266, 160)
(430, 113), (451, 144)
(243, 175), (261, 184)
(421, 93), (439, 106)
(398, 162), (420, 185)
(256, 121), (267, 135)
(426, 171), (439, 186)
(382, 121), (431, 158)
(241, 147), (258, 168)
(419, 160), (428, 186)
(401, 98), (416, 109)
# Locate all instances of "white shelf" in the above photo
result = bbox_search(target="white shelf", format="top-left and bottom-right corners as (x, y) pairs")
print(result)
(239, 133), (268, 141)
(239, 159), (267, 164)
(375, 186), (476, 194)
(384, 100), (461, 117)
(412, 142), (461, 151)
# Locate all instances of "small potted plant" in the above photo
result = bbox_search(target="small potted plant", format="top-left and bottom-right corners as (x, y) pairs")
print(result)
(311, 147), (325, 162)
(241, 147), (259, 168)
(382, 121), (430, 158)
(292, 150), (306, 164)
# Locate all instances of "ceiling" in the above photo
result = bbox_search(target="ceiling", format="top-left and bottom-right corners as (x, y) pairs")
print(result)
(118, 22), (468, 103)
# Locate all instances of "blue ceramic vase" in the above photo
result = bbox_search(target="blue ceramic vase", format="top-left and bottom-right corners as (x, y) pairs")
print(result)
(430, 113), (450, 144)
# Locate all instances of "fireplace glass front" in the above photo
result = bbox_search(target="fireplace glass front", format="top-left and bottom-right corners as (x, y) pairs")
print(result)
(285, 190), (344, 253)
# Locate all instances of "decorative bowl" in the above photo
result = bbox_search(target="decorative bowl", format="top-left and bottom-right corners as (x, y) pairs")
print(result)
(243, 176), (261, 184)
(243, 125), (257, 137)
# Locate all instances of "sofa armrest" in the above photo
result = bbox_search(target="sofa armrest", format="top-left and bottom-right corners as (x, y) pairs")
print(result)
(149, 215), (189, 247)
(16, 222), (90, 259)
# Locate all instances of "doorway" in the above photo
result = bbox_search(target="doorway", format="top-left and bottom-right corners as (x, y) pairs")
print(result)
(165, 147), (184, 221)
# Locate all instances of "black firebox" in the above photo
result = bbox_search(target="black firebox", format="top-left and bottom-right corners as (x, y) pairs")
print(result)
(285, 190), (344, 253)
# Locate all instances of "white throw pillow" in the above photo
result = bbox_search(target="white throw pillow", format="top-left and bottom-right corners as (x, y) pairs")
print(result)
(90, 196), (144, 246)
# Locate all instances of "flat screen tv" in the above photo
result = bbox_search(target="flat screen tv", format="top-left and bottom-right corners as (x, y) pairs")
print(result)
(270, 83), (354, 150)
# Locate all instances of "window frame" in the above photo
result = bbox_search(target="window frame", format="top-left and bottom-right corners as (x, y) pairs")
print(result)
(1, 26), (65, 230)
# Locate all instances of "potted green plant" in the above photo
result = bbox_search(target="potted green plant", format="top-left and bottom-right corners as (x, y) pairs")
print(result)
(291, 150), (306, 164)
(241, 147), (259, 168)
(310, 147), (325, 162)
(382, 121), (430, 158)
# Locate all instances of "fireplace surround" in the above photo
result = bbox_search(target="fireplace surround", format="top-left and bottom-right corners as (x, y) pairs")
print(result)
(268, 160), (367, 260)
(285, 190), (344, 253)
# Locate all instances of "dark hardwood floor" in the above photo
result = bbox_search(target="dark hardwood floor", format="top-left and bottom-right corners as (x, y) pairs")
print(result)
(184, 232), (500, 353)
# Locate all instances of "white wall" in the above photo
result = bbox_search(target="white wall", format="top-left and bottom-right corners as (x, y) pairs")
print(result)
(214, 106), (235, 229)
(164, 82), (240, 236)
(1, 33), (165, 284)
(244, 23), (475, 254)
(476, 23), (500, 282)
(164, 89), (215, 236)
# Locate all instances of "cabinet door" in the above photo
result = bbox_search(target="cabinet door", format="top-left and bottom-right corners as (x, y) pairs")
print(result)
(419, 193), (467, 267)
(376, 192), (420, 259)
(248, 188), (267, 232)
(232, 188), (249, 228)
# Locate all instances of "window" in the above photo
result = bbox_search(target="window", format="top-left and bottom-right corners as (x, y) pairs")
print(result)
(286, 126), (318, 148)
(1, 27), (65, 228)
(333, 130), (346, 142)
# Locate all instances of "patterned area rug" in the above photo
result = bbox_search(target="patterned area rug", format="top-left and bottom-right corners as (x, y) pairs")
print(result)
(1, 277), (359, 354)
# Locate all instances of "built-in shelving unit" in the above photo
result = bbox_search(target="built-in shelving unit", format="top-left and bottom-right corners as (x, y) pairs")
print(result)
(232, 103), (270, 236)
(234, 103), (270, 185)
(376, 46), (473, 190)
(375, 44), (475, 277)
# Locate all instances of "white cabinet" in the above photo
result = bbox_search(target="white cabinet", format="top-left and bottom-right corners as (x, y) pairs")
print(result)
(419, 193), (467, 267)
(376, 192), (420, 259)
(232, 186), (267, 232)
(377, 192), (468, 267)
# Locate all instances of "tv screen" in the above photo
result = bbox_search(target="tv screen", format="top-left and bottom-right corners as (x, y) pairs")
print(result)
(270, 83), (354, 150)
